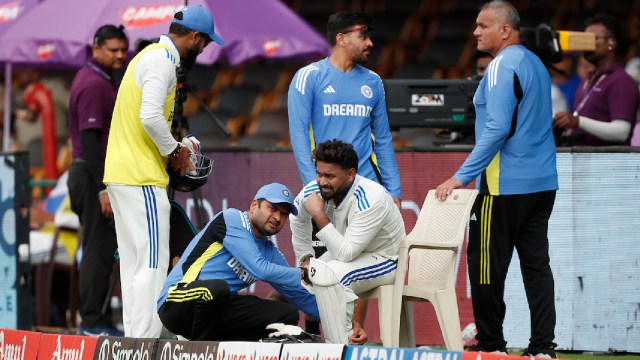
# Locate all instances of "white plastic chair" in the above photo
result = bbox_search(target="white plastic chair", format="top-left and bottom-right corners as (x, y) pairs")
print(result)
(361, 189), (477, 349)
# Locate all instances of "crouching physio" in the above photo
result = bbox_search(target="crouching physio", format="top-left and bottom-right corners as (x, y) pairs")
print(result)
(157, 183), (319, 341)
(291, 140), (406, 343)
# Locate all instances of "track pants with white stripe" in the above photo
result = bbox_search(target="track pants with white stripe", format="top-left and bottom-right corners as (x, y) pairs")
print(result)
(108, 184), (170, 338)
(318, 251), (398, 295)
(468, 191), (556, 352)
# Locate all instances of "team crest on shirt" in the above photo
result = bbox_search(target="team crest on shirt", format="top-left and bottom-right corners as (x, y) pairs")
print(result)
(361, 85), (373, 98)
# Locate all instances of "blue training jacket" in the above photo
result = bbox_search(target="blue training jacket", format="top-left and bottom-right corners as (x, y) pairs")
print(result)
(455, 45), (558, 195)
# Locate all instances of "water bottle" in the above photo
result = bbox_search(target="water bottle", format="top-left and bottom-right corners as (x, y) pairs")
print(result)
(111, 296), (124, 332)
(461, 322), (477, 345)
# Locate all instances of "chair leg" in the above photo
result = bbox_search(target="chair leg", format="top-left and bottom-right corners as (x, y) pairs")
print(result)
(67, 260), (79, 328)
(34, 264), (51, 326)
(377, 286), (394, 347)
(391, 250), (409, 347)
(399, 301), (416, 347)
(432, 289), (464, 350)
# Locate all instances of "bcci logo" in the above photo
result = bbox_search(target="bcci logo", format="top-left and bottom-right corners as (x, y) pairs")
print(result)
(282, 189), (290, 197)
(360, 85), (373, 99)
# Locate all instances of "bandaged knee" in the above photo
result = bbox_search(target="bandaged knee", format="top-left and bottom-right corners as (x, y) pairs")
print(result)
(309, 258), (358, 344)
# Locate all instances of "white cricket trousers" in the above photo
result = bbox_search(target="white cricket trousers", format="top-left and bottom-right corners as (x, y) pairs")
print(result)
(318, 252), (398, 294)
(108, 184), (170, 338)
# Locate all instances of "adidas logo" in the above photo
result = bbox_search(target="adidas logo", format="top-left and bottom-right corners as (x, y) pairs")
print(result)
(470, 213), (477, 221)
(323, 85), (336, 93)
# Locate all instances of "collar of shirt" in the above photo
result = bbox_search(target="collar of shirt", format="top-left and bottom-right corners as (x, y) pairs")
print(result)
(86, 59), (111, 81)
(587, 62), (624, 79)
(159, 34), (181, 68)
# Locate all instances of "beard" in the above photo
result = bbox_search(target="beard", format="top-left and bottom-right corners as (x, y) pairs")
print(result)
(319, 181), (350, 201)
(182, 44), (200, 70)
(354, 49), (371, 64)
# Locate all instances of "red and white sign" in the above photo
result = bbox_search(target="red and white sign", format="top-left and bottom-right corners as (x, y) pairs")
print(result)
(120, 3), (182, 28)
(263, 39), (282, 56)
(37, 334), (97, 360)
(216, 342), (281, 360)
(281, 343), (344, 360)
(37, 43), (55, 60)
(0, 329), (41, 360)
(0, 2), (20, 24)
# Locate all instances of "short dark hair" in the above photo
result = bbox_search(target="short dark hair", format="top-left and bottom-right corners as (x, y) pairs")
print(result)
(93, 24), (128, 46)
(326, 10), (373, 46)
(473, 50), (492, 62)
(585, 13), (626, 58)
(169, 22), (192, 36)
(313, 140), (359, 172)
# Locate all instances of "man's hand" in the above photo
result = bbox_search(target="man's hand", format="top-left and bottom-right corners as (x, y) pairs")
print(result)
(392, 197), (402, 210)
(350, 320), (368, 345)
(435, 177), (463, 201)
(168, 145), (195, 177)
(553, 111), (579, 129)
(304, 192), (331, 230)
(99, 191), (113, 218)
(304, 191), (325, 217)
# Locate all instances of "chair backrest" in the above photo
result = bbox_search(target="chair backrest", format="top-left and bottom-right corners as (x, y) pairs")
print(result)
(405, 189), (478, 290)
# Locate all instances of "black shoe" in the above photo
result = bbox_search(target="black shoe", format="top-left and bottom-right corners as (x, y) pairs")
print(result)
(522, 347), (557, 359)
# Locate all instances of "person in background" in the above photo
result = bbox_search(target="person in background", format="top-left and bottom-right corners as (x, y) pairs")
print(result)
(67, 24), (128, 337)
(553, 14), (640, 146)
(473, 50), (493, 78)
(288, 10), (401, 208)
(103, 4), (223, 338)
(550, 54), (581, 112)
(435, 1), (558, 357)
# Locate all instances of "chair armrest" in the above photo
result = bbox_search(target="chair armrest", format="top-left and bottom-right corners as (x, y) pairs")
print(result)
(401, 239), (463, 250)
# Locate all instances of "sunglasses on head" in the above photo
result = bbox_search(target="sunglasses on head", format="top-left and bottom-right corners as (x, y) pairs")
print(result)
(340, 25), (374, 36)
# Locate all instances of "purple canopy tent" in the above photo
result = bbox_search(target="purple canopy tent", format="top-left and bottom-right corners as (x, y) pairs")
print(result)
(0, 0), (331, 149)
(0, 0), (41, 150)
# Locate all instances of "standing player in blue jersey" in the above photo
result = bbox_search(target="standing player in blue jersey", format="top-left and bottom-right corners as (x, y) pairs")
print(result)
(435, 1), (558, 358)
(157, 183), (319, 341)
(288, 10), (402, 209)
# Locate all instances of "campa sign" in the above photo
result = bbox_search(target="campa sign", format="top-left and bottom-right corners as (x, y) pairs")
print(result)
(0, 2), (21, 24)
(120, 4), (182, 28)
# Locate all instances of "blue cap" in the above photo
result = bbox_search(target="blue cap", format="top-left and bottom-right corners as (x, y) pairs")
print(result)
(254, 183), (298, 216)
(173, 5), (224, 45)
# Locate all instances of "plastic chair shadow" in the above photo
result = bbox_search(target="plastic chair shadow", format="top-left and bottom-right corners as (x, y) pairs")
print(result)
(360, 188), (478, 349)
(34, 226), (80, 328)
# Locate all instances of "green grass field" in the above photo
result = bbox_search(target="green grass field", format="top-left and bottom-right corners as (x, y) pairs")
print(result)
(555, 352), (639, 360)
